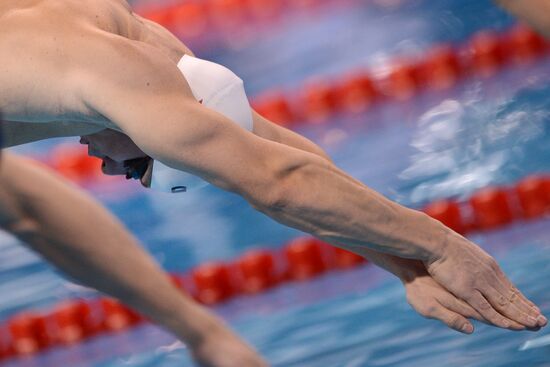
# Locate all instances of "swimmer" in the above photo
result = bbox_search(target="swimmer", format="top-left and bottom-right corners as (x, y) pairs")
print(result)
(0, 0), (547, 362)
(0, 119), (267, 366)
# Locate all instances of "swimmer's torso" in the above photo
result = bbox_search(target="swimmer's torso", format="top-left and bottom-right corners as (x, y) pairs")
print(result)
(0, 0), (191, 146)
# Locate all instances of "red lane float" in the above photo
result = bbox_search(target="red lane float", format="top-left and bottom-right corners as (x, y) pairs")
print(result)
(464, 30), (506, 78)
(52, 300), (98, 345)
(504, 24), (547, 64)
(516, 175), (550, 218)
(284, 237), (328, 280)
(335, 72), (378, 114)
(417, 45), (462, 91)
(423, 199), (465, 234)
(100, 298), (143, 332)
(331, 247), (367, 269)
(0, 327), (13, 360)
(245, 0), (283, 19)
(469, 187), (514, 230)
(383, 61), (419, 101)
(545, 177), (550, 203)
(208, 0), (248, 30)
(51, 145), (103, 183)
(170, 2), (210, 40)
(252, 92), (296, 127)
(300, 79), (339, 123)
(235, 250), (278, 294)
(8, 313), (52, 356)
(192, 262), (235, 305)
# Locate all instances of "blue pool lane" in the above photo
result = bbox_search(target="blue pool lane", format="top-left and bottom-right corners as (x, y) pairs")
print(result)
(3, 0), (550, 366)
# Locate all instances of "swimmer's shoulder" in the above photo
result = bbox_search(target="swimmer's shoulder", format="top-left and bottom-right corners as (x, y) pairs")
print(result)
(0, 6), (116, 124)
(0, 0), (134, 40)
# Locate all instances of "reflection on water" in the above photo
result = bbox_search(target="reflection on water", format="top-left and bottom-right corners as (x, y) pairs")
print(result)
(400, 81), (550, 205)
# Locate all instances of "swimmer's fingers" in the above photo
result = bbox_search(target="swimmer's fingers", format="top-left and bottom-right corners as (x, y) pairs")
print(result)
(437, 294), (485, 324)
(404, 275), (481, 333)
(436, 292), (538, 333)
(423, 301), (475, 334)
(485, 266), (546, 328)
(465, 291), (525, 331)
(428, 290), (490, 333)
(483, 285), (546, 330)
(471, 258), (544, 328)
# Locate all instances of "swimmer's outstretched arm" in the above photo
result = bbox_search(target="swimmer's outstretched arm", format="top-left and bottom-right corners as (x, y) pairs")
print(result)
(252, 111), (515, 333)
(254, 109), (500, 334)
(253, 112), (495, 333)
(81, 35), (545, 332)
(0, 153), (267, 367)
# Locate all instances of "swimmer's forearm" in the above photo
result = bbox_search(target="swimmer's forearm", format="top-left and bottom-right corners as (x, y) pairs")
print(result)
(0, 154), (217, 347)
(495, 0), (550, 37)
(256, 155), (449, 262)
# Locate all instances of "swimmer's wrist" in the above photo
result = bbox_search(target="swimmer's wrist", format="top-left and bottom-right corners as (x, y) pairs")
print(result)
(416, 212), (458, 264)
(394, 208), (451, 263)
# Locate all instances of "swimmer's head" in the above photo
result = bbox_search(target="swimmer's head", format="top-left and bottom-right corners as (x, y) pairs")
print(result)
(80, 129), (152, 186)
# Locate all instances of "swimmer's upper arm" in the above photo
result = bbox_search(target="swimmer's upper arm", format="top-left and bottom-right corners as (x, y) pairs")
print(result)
(80, 37), (311, 206)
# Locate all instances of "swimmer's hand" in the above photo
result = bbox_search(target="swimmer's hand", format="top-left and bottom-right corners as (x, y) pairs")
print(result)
(401, 263), (486, 333)
(425, 231), (547, 331)
(191, 317), (269, 367)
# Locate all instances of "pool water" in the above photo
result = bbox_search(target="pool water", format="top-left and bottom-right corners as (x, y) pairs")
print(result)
(3, 0), (550, 366)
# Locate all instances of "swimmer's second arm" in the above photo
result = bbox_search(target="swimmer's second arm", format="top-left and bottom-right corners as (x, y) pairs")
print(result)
(0, 153), (267, 367)
(84, 38), (545, 331)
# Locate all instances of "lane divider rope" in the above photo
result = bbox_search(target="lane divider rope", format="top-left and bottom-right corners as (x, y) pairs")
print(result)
(251, 24), (550, 128)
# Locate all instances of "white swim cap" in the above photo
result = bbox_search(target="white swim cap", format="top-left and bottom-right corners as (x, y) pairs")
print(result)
(150, 161), (208, 193)
(150, 55), (253, 193)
